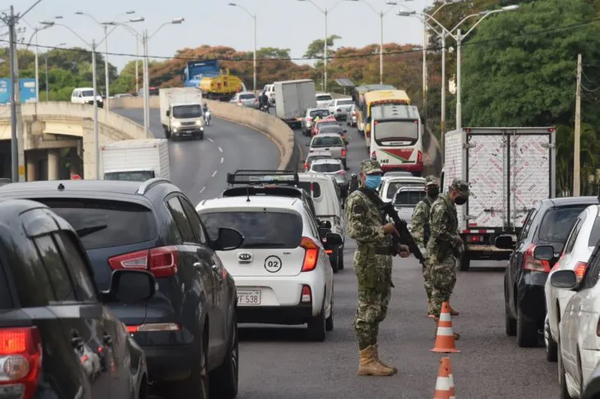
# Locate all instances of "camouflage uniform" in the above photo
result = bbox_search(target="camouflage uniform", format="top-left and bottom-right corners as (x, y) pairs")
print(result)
(425, 179), (469, 318)
(345, 159), (396, 376)
(411, 175), (438, 315)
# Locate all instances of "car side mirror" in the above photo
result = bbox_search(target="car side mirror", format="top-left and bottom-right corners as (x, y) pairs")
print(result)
(534, 245), (555, 261)
(324, 232), (343, 247)
(494, 235), (515, 250)
(319, 220), (332, 229)
(550, 269), (578, 290)
(166, 110), (170, 117)
(215, 227), (244, 251)
(107, 270), (156, 304)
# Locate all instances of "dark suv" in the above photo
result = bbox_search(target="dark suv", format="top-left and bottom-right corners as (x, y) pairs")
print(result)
(497, 196), (599, 347)
(0, 198), (155, 398)
(0, 179), (244, 399)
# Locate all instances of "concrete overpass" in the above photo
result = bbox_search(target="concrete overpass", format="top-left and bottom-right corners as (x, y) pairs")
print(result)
(0, 102), (147, 180)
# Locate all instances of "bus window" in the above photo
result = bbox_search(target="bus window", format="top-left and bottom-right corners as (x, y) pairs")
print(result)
(374, 120), (419, 146)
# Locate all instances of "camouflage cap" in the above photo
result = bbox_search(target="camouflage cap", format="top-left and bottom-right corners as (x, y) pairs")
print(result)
(450, 179), (470, 197)
(425, 175), (438, 187)
(359, 159), (383, 175)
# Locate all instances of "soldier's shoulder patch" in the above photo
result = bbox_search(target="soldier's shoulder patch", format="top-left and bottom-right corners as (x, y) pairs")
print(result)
(353, 204), (366, 215)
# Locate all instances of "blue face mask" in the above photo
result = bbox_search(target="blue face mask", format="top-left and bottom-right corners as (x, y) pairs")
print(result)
(364, 175), (382, 190)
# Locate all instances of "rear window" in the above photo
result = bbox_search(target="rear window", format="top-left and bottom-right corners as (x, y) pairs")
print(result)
(312, 163), (342, 173)
(297, 182), (322, 198)
(385, 182), (424, 200)
(589, 217), (600, 247)
(539, 206), (589, 243)
(240, 94), (256, 100)
(337, 99), (353, 105)
(0, 264), (12, 309)
(394, 190), (425, 206)
(36, 199), (158, 250)
(319, 126), (343, 134)
(312, 136), (343, 147)
(200, 211), (302, 249)
(317, 95), (333, 101)
(310, 110), (330, 118)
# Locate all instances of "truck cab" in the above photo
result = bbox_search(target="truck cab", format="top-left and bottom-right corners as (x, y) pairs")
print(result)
(160, 88), (205, 141)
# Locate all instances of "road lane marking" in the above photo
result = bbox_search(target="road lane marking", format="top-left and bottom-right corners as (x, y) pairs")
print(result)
(212, 170), (217, 177)
(199, 186), (206, 194)
(220, 157), (224, 163)
(218, 146), (223, 152)
(208, 137), (214, 143)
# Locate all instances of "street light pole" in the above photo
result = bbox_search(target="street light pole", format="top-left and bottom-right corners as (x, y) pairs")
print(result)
(135, 35), (139, 93)
(379, 11), (384, 84)
(45, 43), (65, 101)
(456, 28), (462, 129)
(104, 24), (110, 110)
(8, 7), (18, 182)
(228, 3), (257, 92)
(324, 8), (328, 92)
(91, 39), (100, 179)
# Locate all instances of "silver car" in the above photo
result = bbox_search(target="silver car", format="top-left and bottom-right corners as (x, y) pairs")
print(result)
(328, 98), (354, 121)
(302, 108), (331, 136)
(392, 186), (426, 231)
(347, 104), (358, 127)
(304, 150), (333, 172)
(230, 91), (259, 109)
(309, 159), (349, 196)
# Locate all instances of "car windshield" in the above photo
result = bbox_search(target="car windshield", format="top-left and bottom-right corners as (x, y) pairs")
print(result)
(394, 190), (425, 206)
(173, 104), (202, 118)
(589, 216), (600, 247)
(104, 171), (154, 181)
(310, 110), (330, 118)
(297, 181), (321, 198)
(374, 120), (419, 144)
(539, 206), (590, 243)
(337, 99), (353, 105)
(200, 211), (302, 249)
(82, 90), (95, 97)
(385, 182), (424, 200)
(319, 126), (343, 134)
(34, 198), (158, 250)
(311, 136), (343, 147)
(317, 95), (333, 101)
(312, 163), (342, 173)
(240, 94), (256, 100)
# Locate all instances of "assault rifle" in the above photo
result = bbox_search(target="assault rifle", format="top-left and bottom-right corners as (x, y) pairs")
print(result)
(358, 187), (426, 266)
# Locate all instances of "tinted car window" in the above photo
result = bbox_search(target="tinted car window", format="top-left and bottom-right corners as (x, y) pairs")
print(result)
(589, 216), (600, 247)
(312, 163), (342, 173)
(240, 94), (256, 100)
(319, 126), (343, 134)
(104, 171), (155, 181)
(0, 264), (12, 309)
(179, 197), (207, 244)
(394, 190), (425, 206)
(35, 235), (76, 302)
(54, 231), (97, 302)
(310, 110), (330, 118)
(201, 211), (302, 249)
(297, 182), (322, 198)
(539, 206), (589, 243)
(167, 197), (195, 242)
(38, 198), (157, 250)
(312, 136), (343, 147)
(386, 182), (424, 200)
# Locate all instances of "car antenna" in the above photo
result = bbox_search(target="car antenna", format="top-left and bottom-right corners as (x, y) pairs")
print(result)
(246, 186), (251, 202)
(57, 183), (65, 191)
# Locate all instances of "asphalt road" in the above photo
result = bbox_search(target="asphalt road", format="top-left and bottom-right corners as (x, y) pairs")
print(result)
(114, 108), (280, 204)
(118, 108), (560, 397)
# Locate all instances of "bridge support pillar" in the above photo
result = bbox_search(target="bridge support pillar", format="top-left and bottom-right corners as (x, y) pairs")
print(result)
(47, 149), (59, 181)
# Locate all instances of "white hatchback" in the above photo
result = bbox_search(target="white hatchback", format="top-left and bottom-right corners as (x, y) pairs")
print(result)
(196, 195), (338, 341)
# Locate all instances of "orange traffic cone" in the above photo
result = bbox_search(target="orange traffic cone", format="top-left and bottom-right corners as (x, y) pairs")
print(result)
(431, 302), (460, 353)
(449, 370), (456, 399)
(433, 356), (453, 399)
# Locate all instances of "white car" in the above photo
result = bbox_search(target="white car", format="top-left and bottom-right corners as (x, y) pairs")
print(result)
(71, 87), (103, 108)
(549, 242), (600, 399)
(545, 205), (600, 364)
(378, 175), (426, 201)
(263, 83), (276, 105)
(196, 194), (338, 341)
(316, 92), (334, 109)
(392, 186), (426, 231)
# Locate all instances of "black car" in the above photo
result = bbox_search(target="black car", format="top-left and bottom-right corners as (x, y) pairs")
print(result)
(0, 179), (244, 399)
(497, 196), (599, 347)
(0, 198), (155, 398)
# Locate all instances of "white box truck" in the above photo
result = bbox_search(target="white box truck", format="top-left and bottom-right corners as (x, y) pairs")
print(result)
(441, 127), (556, 271)
(100, 139), (170, 182)
(159, 87), (205, 140)
(274, 79), (317, 128)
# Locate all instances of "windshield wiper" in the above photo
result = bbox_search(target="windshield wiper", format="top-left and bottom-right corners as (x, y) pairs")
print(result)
(76, 224), (108, 238)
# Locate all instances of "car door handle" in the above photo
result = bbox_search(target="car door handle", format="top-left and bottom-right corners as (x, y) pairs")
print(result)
(193, 262), (204, 271)
(103, 334), (113, 346)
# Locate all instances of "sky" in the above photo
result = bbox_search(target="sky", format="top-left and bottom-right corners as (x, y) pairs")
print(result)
(12, 0), (431, 71)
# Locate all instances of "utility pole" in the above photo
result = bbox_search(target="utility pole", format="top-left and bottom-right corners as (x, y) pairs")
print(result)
(323, 9), (328, 92)
(379, 11), (384, 85)
(7, 6), (18, 182)
(104, 24), (110, 111)
(573, 53), (582, 196)
(92, 39), (100, 179)
(422, 16), (428, 125)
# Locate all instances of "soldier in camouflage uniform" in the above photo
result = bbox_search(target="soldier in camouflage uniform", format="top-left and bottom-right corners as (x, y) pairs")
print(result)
(410, 175), (439, 317)
(425, 179), (469, 339)
(345, 159), (410, 377)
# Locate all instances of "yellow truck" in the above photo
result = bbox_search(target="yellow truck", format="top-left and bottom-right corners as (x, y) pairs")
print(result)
(183, 60), (245, 101)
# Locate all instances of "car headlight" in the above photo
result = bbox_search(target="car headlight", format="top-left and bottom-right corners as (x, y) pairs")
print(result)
(173, 121), (181, 127)
(196, 120), (202, 126)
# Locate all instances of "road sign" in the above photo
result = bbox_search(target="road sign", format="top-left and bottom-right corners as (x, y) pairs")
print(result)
(0, 78), (38, 104)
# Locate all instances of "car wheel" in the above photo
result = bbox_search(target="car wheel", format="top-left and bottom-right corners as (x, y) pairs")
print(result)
(459, 253), (470, 271)
(544, 314), (558, 362)
(326, 289), (334, 332)
(505, 298), (517, 336)
(342, 159), (347, 170)
(558, 343), (575, 399)
(210, 311), (239, 399)
(517, 307), (539, 347)
(167, 330), (209, 399)
(330, 249), (340, 274)
(307, 298), (327, 342)
(337, 246), (344, 270)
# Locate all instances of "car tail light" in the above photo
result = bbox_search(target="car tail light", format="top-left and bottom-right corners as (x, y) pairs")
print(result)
(0, 327), (42, 399)
(109, 246), (179, 278)
(307, 117), (313, 122)
(304, 162), (308, 171)
(301, 285), (312, 303)
(466, 235), (483, 243)
(337, 170), (346, 175)
(301, 237), (319, 272)
(417, 151), (423, 164)
(574, 261), (587, 283)
(341, 149), (347, 157)
(522, 244), (551, 272)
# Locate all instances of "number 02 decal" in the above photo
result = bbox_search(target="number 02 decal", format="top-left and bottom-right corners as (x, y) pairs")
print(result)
(264, 256), (282, 273)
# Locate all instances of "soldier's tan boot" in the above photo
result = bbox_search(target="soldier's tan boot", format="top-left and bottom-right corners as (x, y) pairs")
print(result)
(358, 346), (396, 376)
(449, 304), (460, 316)
(373, 344), (398, 374)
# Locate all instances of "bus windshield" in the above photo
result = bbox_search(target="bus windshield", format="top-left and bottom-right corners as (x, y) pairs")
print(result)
(374, 120), (418, 145)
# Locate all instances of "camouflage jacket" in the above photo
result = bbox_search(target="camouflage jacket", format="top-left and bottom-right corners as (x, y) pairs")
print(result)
(345, 189), (391, 248)
(426, 193), (459, 260)
(411, 196), (434, 248)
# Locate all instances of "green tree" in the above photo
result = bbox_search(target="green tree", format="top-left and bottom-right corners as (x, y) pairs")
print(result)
(304, 35), (341, 59)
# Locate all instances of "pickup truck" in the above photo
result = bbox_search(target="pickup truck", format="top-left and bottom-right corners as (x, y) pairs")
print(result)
(328, 98), (354, 121)
(308, 133), (347, 169)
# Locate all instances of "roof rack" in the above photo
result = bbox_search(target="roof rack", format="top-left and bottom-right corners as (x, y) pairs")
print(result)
(226, 170), (299, 186)
(136, 178), (171, 195)
(221, 186), (303, 199)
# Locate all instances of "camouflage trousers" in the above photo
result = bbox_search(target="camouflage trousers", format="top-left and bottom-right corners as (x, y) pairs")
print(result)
(423, 262), (433, 314)
(352, 249), (393, 350)
(424, 255), (457, 318)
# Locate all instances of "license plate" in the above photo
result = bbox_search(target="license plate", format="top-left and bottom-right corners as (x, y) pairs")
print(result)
(237, 290), (261, 306)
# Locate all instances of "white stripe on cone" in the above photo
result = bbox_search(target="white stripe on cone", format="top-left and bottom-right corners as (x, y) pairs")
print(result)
(436, 326), (455, 336)
(435, 376), (451, 390)
(440, 312), (452, 322)
(449, 373), (455, 398)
